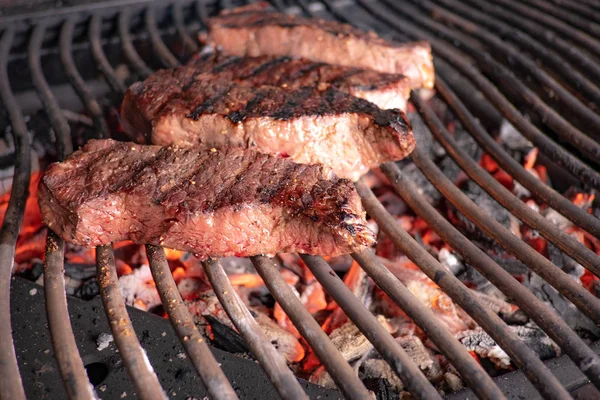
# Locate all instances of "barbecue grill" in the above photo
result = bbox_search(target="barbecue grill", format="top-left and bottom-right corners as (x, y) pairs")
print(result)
(1, 0), (600, 399)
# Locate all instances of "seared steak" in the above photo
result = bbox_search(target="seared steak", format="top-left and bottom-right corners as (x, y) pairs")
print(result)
(180, 50), (410, 110)
(121, 74), (415, 181)
(205, 2), (434, 89)
(38, 139), (375, 258)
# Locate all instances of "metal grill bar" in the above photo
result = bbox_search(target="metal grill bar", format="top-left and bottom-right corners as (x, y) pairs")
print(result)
(0, 26), (29, 400)
(96, 245), (167, 400)
(411, 92), (600, 278)
(361, 0), (600, 191)
(434, 0), (600, 111)
(419, 0), (600, 145)
(546, 0), (600, 20)
(464, 0), (600, 82)
(29, 21), (95, 400)
(520, 0), (600, 39)
(90, 14), (127, 95)
(173, 2), (199, 53)
(44, 232), (96, 400)
(355, 181), (572, 400)
(202, 258), (308, 400)
(433, 75), (600, 239)
(146, 5), (181, 67)
(119, 8), (153, 78)
(29, 22), (74, 156)
(60, 18), (110, 138)
(300, 254), (443, 400)
(489, 0), (600, 56)
(376, 161), (600, 390)
(351, 250), (505, 400)
(145, 245), (239, 400)
(408, 147), (600, 326)
(250, 255), (372, 400)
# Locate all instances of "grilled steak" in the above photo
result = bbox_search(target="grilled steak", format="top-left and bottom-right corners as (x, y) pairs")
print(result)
(179, 50), (411, 111)
(205, 2), (434, 90)
(121, 74), (415, 181)
(38, 139), (375, 258)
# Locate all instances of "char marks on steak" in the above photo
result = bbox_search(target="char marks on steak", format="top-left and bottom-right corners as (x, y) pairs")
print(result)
(121, 73), (415, 181)
(38, 139), (375, 258)
(205, 2), (434, 90)
(182, 50), (411, 111)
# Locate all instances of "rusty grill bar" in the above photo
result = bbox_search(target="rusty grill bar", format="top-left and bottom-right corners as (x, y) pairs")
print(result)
(0, 0), (599, 399)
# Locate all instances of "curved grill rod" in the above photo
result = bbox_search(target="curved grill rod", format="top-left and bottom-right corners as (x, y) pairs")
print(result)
(463, 0), (600, 83)
(411, 92), (600, 278)
(145, 5), (180, 68)
(489, 0), (600, 56)
(394, 0), (600, 163)
(544, 0), (600, 21)
(60, 18), (110, 138)
(372, 163), (600, 390)
(354, 182), (572, 400)
(434, 66), (600, 240)
(432, 0), (600, 112)
(195, 0), (209, 27)
(0, 26), (29, 400)
(250, 256), (372, 400)
(520, 0), (600, 39)
(351, 250), (505, 400)
(300, 255), (443, 400)
(119, 8), (153, 79)
(418, 0), (600, 143)
(408, 146), (600, 325)
(30, 22), (95, 400)
(173, 2), (199, 53)
(358, 0), (600, 191)
(90, 14), (127, 95)
(146, 246), (238, 400)
(202, 258), (309, 400)
(97, 245), (167, 400)
(45, 233), (97, 399)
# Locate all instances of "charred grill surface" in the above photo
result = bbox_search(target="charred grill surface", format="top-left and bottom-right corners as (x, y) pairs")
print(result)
(121, 74), (415, 181)
(205, 2), (434, 89)
(37, 139), (375, 258)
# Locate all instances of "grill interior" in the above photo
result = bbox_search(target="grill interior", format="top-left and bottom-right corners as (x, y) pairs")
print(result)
(1, 0), (600, 399)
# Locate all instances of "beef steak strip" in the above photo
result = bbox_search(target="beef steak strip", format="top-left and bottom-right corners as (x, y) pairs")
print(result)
(121, 74), (415, 181)
(205, 2), (434, 90)
(179, 50), (411, 111)
(38, 139), (375, 258)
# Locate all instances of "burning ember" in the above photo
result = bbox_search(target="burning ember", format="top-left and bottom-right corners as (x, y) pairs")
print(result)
(3, 99), (600, 395)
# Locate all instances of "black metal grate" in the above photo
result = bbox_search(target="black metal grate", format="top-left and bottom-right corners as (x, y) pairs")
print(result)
(1, 0), (600, 399)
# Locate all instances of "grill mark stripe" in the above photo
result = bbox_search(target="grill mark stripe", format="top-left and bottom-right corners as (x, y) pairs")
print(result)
(272, 87), (316, 120)
(227, 91), (267, 123)
(285, 62), (326, 81)
(185, 84), (232, 120)
(242, 56), (292, 79)
(212, 56), (244, 73)
(329, 69), (363, 85)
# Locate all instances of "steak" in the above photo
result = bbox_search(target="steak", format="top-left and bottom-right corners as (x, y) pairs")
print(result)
(38, 139), (375, 258)
(181, 50), (411, 111)
(121, 74), (415, 181)
(205, 2), (434, 90)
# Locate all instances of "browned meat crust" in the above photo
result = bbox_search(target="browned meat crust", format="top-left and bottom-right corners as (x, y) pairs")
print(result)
(38, 139), (375, 258)
(121, 73), (415, 181)
(179, 50), (411, 110)
(205, 2), (434, 89)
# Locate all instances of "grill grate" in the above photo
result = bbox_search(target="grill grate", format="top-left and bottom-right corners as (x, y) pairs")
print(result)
(1, 0), (600, 399)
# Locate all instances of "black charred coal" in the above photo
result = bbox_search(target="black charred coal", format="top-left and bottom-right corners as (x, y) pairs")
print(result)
(204, 315), (249, 355)
(74, 278), (100, 300)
